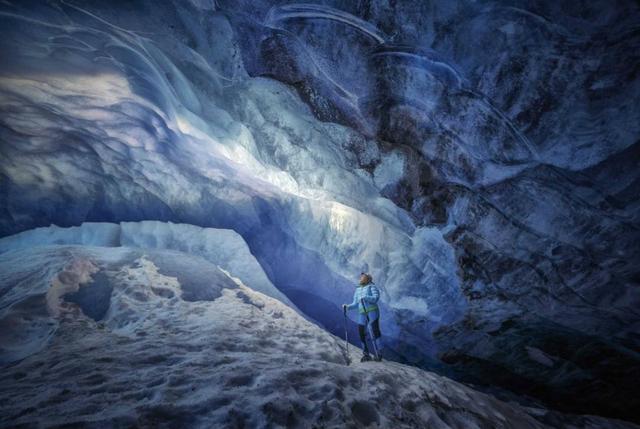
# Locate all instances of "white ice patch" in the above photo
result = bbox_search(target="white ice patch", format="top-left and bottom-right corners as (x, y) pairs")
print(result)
(373, 151), (405, 190)
(406, 227), (466, 326)
(525, 346), (556, 368)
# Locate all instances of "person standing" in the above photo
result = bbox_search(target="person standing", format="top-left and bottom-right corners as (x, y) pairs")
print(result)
(343, 272), (382, 362)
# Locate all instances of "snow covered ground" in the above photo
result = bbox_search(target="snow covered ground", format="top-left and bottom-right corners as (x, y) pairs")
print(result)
(1, 235), (637, 428)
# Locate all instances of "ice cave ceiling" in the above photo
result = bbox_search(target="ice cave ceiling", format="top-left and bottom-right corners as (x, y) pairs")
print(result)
(0, 0), (639, 422)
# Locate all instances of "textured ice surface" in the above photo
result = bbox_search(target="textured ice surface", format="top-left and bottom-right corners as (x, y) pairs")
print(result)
(0, 0), (639, 422)
(0, 221), (293, 308)
(0, 0), (442, 357)
(1, 244), (637, 429)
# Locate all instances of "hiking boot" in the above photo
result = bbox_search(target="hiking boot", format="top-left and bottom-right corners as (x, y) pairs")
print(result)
(360, 353), (372, 362)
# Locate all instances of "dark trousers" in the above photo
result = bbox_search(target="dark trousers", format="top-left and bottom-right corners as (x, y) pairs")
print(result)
(358, 317), (381, 351)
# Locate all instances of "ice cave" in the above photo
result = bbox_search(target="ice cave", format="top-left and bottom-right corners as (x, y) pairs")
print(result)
(0, 0), (639, 427)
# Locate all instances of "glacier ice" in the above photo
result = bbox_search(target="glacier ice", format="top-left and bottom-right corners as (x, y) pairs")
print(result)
(0, 221), (292, 308)
(0, 0), (639, 423)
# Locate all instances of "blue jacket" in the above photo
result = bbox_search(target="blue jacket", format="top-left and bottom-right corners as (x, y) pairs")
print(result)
(347, 283), (380, 314)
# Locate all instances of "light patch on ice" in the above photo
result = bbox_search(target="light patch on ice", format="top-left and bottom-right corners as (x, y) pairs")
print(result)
(2, 163), (61, 191)
(0, 73), (133, 107)
(525, 346), (556, 368)
(373, 151), (405, 190)
(297, 199), (391, 274)
(393, 296), (428, 314)
(216, 138), (302, 197)
(174, 112), (305, 198)
(328, 202), (354, 234)
(404, 227), (467, 326)
(589, 77), (615, 90)
(499, 22), (517, 36)
(176, 114), (218, 142)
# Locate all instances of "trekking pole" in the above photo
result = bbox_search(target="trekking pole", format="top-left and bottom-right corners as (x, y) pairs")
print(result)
(343, 306), (350, 365)
(360, 298), (380, 361)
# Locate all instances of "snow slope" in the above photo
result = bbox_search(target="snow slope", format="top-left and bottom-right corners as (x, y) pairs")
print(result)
(1, 242), (637, 429)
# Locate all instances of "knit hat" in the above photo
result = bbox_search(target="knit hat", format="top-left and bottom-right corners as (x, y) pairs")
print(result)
(359, 272), (373, 285)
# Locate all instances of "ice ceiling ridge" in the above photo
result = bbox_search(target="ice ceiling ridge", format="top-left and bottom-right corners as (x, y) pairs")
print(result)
(264, 3), (463, 87)
(262, 3), (538, 161)
(265, 3), (387, 44)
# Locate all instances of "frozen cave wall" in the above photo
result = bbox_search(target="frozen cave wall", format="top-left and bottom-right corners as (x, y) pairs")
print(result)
(0, 221), (295, 307)
(0, 0), (639, 421)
